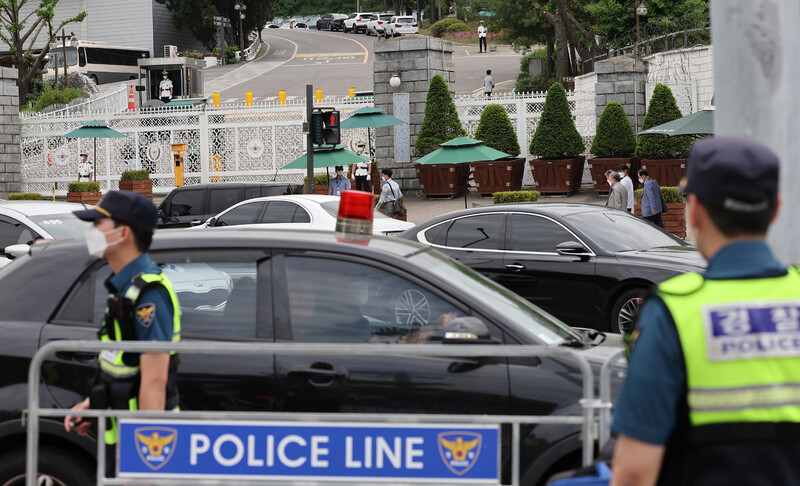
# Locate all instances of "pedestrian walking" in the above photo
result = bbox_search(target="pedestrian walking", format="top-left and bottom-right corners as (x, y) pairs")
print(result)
(77, 153), (93, 182)
(611, 137), (797, 486)
(617, 163), (634, 212)
(638, 168), (665, 228)
(328, 165), (351, 196)
(484, 69), (494, 99)
(477, 20), (488, 53)
(605, 170), (628, 211)
(64, 191), (181, 478)
(375, 168), (403, 219)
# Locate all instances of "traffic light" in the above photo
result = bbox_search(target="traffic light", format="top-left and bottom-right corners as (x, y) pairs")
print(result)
(311, 109), (341, 146)
(311, 111), (324, 145)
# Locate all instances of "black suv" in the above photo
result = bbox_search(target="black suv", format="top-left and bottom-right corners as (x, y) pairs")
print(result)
(158, 182), (303, 228)
(0, 229), (622, 485)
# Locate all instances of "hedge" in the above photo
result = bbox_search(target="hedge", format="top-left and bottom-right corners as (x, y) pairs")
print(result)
(8, 193), (43, 200)
(303, 173), (332, 186)
(68, 182), (100, 193)
(120, 170), (150, 181)
(430, 18), (466, 37)
(415, 75), (465, 157)
(475, 104), (520, 157)
(445, 21), (469, 33)
(633, 186), (685, 204)
(529, 82), (585, 158)
(493, 191), (540, 204)
(590, 102), (636, 157)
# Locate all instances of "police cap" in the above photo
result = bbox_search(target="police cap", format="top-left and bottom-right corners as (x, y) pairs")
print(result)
(74, 190), (158, 233)
(681, 137), (779, 214)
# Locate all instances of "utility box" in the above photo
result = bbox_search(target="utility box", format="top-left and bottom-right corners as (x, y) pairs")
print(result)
(529, 58), (544, 77)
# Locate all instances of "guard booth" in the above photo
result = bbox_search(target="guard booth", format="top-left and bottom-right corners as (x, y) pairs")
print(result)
(137, 57), (205, 102)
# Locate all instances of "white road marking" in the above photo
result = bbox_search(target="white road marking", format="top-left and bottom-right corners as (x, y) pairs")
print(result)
(205, 34), (300, 95)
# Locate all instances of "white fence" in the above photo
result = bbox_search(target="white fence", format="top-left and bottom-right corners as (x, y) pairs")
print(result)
(19, 92), (596, 195)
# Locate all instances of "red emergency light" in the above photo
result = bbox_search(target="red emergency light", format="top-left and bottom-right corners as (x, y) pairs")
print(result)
(336, 190), (374, 245)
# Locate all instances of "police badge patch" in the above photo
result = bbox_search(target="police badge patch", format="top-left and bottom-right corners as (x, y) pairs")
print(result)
(135, 303), (156, 328)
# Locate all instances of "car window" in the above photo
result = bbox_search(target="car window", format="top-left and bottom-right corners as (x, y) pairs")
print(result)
(28, 213), (91, 239)
(433, 214), (505, 250)
(169, 190), (204, 217)
(509, 214), (579, 252)
(209, 188), (242, 214)
(399, 17), (415, 23)
(216, 201), (265, 226)
(380, 14), (393, 20)
(285, 256), (464, 344)
(564, 210), (687, 252)
(0, 218), (33, 248)
(261, 201), (303, 223)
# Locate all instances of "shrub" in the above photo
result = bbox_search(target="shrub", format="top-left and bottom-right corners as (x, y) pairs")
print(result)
(519, 49), (547, 73)
(414, 75), (465, 157)
(515, 72), (549, 93)
(635, 84), (693, 159)
(445, 21), (469, 33)
(30, 85), (88, 112)
(303, 173), (331, 186)
(431, 18), (466, 37)
(633, 186), (685, 204)
(68, 182), (100, 193)
(8, 193), (42, 200)
(529, 83), (585, 159)
(590, 102), (636, 157)
(493, 190), (540, 204)
(225, 46), (239, 64)
(475, 104), (520, 157)
(120, 170), (150, 181)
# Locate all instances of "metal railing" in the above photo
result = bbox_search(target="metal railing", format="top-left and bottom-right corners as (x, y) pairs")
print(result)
(242, 33), (262, 61)
(598, 349), (626, 447)
(26, 340), (610, 486)
(21, 85), (129, 119)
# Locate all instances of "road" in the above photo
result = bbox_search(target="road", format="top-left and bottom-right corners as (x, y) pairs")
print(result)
(204, 29), (521, 103)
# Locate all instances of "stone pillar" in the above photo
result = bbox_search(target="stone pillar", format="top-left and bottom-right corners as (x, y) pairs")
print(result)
(594, 56), (647, 134)
(0, 68), (21, 197)
(373, 36), (455, 193)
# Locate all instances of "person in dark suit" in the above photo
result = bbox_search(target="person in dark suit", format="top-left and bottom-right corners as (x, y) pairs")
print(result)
(638, 168), (664, 228)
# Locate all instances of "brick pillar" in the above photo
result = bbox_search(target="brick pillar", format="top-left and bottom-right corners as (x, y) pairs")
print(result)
(594, 56), (647, 134)
(373, 36), (455, 193)
(0, 68), (21, 197)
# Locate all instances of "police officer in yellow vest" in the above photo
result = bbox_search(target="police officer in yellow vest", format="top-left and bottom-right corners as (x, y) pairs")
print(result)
(610, 137), (797, 485)
(64, 190), (180, 477)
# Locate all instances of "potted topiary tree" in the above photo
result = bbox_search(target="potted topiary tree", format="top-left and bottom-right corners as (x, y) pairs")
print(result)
(67, 181), (101, 205)
(635, 84), (693, 187)
(589, 101), (639, 194)
(529, 82), (586, 194)
(634, 186), (687, 239)
(472, 104), (526, 196)
(414, 75), (469, 198)
(119, 169), (153, 200)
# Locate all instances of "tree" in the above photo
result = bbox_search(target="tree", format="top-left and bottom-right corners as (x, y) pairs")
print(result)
(475, 104), (520, 157)
(590, 101), (635, 157)
(414, 75), (465, 157)
(635, 84), (693, 159)
(529, 82), (584, 159)
(0, 0), (86, 104)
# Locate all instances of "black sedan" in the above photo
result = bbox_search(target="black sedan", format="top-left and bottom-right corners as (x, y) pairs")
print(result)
(400, 203), (706, 333)
(0, 228), (621, 486)
(317, 13), (348, 31)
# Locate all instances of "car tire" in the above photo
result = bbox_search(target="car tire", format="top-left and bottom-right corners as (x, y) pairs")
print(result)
(316, 22), (321, 30)
(89, 74), (98, 85)
(328, 23), (332, 31)
(611, 288), (646, 335)
(0, 446), (94, 486)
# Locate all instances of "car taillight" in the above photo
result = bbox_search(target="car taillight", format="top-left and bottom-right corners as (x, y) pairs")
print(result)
(395, 23), (402, 27)
(378, 20), (383, 24)
(357, 16), (361, 20)
(336, 190), (373, 244)
(412, 23), (418, 27)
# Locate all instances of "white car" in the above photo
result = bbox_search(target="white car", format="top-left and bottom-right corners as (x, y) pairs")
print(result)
(365, 14), (394, 36)
(383, 16), (419, 37)
(194, 194), (415, 236)
(343, 12), (376, 33)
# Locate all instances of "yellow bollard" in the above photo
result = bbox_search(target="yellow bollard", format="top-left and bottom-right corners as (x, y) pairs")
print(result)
(315, 89), (323, 103)
(246, 91), (253, 107)
(279, 90), (286, 105)
(213, 92), (220, 107)
(349, 87), (356, 98)
(172, 144), (187, 187)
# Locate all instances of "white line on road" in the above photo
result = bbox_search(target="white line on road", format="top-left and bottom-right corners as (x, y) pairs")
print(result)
(205, 34), (300, 95)
(310, 31), (370, 64)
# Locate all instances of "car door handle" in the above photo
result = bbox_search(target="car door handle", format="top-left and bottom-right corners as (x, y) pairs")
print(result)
(505, 264), (525, 272)
(287, 365), (346, 380)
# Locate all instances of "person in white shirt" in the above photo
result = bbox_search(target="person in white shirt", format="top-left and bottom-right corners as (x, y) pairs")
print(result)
(77, 153), (93, 182)
(477, 20), (488, 53)
(350, 160), (371, 192)
(616, 163), (635, 213)
(158, 71), (173, 103)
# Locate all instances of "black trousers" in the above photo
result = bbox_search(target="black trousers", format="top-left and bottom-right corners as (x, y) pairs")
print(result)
(645, 212), (665, 228)
(479, 37), (487, 52)
(355, 175), (369, 192)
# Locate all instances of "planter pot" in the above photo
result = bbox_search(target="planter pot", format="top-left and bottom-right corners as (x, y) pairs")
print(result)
(378, 208), (408, 221)
(67, 191), (102, 205)
(414, 163), (469, 198)
(634, 202), (687, 239)
(588, 157), (641, 194)
(119, 179), (153, 200)
(529, 156), (585, 195)
(640, 158), (688, 188)
(471, 157), (526, 196)
(371, 172), (381, 194)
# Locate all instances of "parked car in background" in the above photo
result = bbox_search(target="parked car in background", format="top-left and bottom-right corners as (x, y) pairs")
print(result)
(400, 203), (707, 334)
(317, 13), (348, 31)
(343, 12), (376, 33)
(365, 13), (394, 36)
(383, 16), (419, 37)
(330, 14), (348, 31)
(158, 181), (303, 229)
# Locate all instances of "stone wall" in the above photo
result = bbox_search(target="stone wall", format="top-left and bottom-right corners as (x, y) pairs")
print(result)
(373, 36), (455, 192)
(0, 68), (20, 197)
(645, 45), (714, 110)
(594, 56), (647, 133)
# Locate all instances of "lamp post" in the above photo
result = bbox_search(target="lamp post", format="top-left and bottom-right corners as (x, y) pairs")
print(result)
(635, 1), (648, 58)
(234, 1), (247, 52)
(51, 30), (77, 90)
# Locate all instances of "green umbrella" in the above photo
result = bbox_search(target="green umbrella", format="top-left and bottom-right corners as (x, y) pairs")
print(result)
(62, 120), (128, 183)
(282, 145), (371, 169)
(637, 108), (714, 137)
(416, 136), (510, 165)
(340, 107), (405, 163)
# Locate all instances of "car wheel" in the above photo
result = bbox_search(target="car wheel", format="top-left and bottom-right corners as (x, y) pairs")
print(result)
(316, 22), (321, 30)
(611, 288), (646, 335)
(395, 289), (430, 328)
(0, 447), (94, 486)
(89, 74), (98, 85)
(328, 23), (332, 31)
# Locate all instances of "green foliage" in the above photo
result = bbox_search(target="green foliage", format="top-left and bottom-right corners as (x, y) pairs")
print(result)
(225, 46), (239, 64)
(445, 21), (470, 33)
(29, 85), (88, 112)
(493, 191), (540, 204)
(120, 170), (151, 181)
(515, 72), (550, 93)
(635, 84), (693, 159)
(475, 104), (520, 157)
(590, 102), (636, 157)
(585, 0), (709, 41)
(303, 173), (331, 186)
(431, 18), (466, 37)
(529, 83), (585, 159)
(633, 186), (685, 204)
(415, 75), (465, 157)
(68, 182), (100, 193)
(156, 0), (276, 49)
(8, 193), (43, 200)
(520, 49), (547, 73)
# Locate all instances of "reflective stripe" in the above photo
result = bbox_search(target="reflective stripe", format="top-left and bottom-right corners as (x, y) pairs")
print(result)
(99, 355), (140, 378)
(689, 383), (800, 412)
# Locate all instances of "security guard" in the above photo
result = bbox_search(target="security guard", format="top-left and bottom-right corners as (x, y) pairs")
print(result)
(611, 137), (799, 485)
(64, 190), (180, 477)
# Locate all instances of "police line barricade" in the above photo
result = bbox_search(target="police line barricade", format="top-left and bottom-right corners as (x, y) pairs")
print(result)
(26, 340), (607, 486)
(597, 349), (626, 447)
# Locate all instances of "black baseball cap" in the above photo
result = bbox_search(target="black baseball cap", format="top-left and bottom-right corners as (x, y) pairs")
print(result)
(680, 137), (779, 214)
(74, 190), (159, 233)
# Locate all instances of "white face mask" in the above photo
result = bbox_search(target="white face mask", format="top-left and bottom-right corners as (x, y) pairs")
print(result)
(607, 179), (613, 186)
(85, 226), (122, 258)
(639, 178), (644, 184)
(336, 171), (344, 176)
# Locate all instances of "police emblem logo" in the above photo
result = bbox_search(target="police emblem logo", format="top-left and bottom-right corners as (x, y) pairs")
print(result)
(134, 426), (178, 470)
(135, 303), (156, 328)
(437, 431), (482, 476)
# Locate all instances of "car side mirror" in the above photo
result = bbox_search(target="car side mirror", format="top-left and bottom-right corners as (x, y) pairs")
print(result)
(556, 241), (591, 257)
(158, 208), (167, 221)
(441, 317), (495, 344)
(5, 244), (30, 260)
(207, 217), (217, 227)
(572, 327), (607, 346)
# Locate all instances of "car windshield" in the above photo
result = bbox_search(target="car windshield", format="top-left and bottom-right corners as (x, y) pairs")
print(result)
(28, 213), (91, 239)
(408, 249), (579, 344)
(564, 210), (687, 253)
(398, 17), (415, 23)
(320, 200), (392, 220)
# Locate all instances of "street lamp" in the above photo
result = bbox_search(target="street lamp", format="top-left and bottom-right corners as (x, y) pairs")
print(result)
(52, 30), (76, 90)
(234, 1), (247, 52)
(635, 1), (647, 58)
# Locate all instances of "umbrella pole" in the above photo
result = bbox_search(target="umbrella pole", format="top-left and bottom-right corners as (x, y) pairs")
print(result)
(93, 138), (97, 185)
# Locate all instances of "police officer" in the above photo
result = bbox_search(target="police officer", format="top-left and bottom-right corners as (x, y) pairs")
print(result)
(610, 137), (797, 485)
(64, 190), (180, 477)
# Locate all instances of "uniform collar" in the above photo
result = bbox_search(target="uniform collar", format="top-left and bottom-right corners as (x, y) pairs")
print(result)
(705, 240), (786, 280)
(106, 253), (152, 293)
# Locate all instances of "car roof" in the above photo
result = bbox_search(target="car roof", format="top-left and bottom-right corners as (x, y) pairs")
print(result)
(0, 200), (90, 216)
(415, 202), (611, 224)
(169, 181), (300, 191)
(228, 194), (340, 205)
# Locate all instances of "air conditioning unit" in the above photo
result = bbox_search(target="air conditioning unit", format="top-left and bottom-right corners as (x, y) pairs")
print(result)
(164, 45), (178, 58)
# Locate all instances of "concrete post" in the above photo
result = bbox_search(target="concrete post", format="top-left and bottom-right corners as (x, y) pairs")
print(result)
(711, 0), (800, 264)
(373, 36), (455, 193)
(0, 68), (21, 197)
(593, 56), (647, 134)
